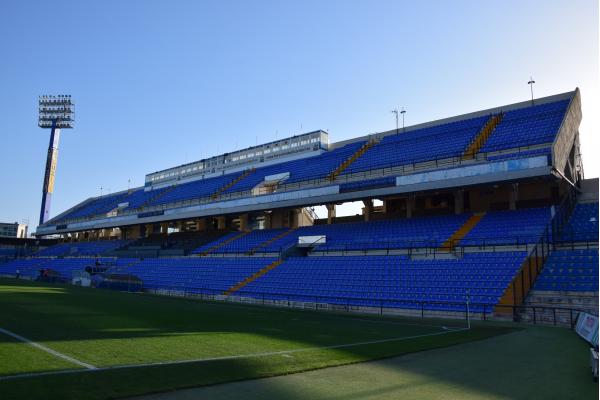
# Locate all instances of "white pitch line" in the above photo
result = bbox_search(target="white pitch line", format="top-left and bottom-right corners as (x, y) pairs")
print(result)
(0, 327), (96, 370)
(0, 327), (467, 381)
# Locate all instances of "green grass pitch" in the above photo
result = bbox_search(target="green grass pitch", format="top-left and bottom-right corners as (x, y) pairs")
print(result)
(0, 278), (521, 399)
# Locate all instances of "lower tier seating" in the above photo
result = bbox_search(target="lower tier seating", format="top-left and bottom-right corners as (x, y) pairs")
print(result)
(125, 257), (278, 294)
(239, 252), (526, 312)
(35, 240), (129, 257)
(0, 257), (118, 279)
(533, 249), (599, 292)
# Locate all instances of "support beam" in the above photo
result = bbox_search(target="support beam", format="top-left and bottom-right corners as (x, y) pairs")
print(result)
(194, 218), (206, 231)
(160, 223), (169, 235)
(362, 199), (373, 222)
(509, 183), (519, 211)
(217, 216), (226, 230)
(454, 189), (464, 215)
(239, 214), (248, 231)
(264, 212), (272, 230)
(326, 204), (336, 224)
(406, 196), (415, 219)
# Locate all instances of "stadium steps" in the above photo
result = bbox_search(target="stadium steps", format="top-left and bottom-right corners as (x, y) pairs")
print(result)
(462, 113), (504, 160)
(224, 259), (284, 295)
(495, 255), (545, 313)
(440, 213), (486, 251)
(211, 168), (256, 199)
(328, 140), (378, 181)
(200, 231), (250, 255)
(248, 228), (297, 255)
(138, 185), (178, 209)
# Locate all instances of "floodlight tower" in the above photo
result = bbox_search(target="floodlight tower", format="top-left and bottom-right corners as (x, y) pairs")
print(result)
(38, 95), (74, 225)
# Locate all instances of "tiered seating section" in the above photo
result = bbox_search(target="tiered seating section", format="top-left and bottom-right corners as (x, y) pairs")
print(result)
(480, 100), (569, 152)
(35, 240), (128, 256)
(0, 257), (116, 279)
(48, 98), (570, 224)
(125, 257), (278, 294)
(239, 253), (526, 312)
(342, 115), (489, 174)
(560, 203), (599, 242)
(534, 250), (599, 292)
(461, 208), (551, 246)
(8, 205), (596, 314)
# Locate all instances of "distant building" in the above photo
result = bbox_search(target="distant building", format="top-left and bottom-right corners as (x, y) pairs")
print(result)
(0, 222), (28, 238)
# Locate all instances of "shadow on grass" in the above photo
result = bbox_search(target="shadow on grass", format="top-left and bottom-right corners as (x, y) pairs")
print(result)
(0, 278), (520, 400)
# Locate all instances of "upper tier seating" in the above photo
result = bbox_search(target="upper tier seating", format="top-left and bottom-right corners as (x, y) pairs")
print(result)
(34, 240), (129, 257)
(533, 250), (599, 292)
(480, 100), (569, 152)
(461, 208), (551, 246)
(560, 203), (599, 242)
(239, 252), (526, 312)
(57, 191), (130, 220)
(48, 99), (571, 224)
(341, 116), (489, 174)
(222, 141), (367, 194)
(145, 171), (245, 207)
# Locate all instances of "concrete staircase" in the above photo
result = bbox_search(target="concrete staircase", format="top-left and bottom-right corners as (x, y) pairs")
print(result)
(440, 213), (485, 251)
(200, 231), (250, 255)
(211, 169), (255, 200)
(462, 113), (504, 160)
(248, 228), (297, 255)
(328, 140), (378, 181)
(224, 259), (284, 295)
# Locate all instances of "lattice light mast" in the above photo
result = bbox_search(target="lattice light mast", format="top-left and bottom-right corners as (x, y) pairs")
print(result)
(38, 95), (74, 225)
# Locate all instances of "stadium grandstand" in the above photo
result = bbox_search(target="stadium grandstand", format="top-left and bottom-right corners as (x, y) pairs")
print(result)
(0, 88), (595, 323)
(0, 87), (598, 400)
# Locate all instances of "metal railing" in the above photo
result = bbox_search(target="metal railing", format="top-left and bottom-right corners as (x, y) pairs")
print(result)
(96, 282), (594, 328)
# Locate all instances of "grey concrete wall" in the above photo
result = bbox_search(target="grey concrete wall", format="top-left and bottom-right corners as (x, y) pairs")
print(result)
(552, 88), (582, 179)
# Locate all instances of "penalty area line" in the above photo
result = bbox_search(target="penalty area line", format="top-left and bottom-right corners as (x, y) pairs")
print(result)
(0, 327), (96, 370)
(0, 326), (468, 381)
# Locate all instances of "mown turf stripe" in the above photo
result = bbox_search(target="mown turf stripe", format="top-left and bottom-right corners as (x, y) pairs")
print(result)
(0, 328), (96, 370)
(0, 327), (467, 381)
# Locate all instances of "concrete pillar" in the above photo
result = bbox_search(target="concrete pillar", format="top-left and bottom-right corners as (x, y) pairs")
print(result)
(239, 214), (248, 231)
(292, 208), (305, 228)
(362, 199), (373, 222)
(217, 216), (226, 230)
(454, 190), (464, 215)
(509, 183), (519, 211)
(160, 223), (169, 235)
(145, 224), (153, 237)
(406, 196), (415, 219)
(326, 204), (336, 224)
(195, 218), (207, 231)
(264, 212), (272, 230)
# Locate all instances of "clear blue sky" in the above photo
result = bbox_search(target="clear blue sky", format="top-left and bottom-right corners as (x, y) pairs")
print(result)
(0, 0), (598, 229)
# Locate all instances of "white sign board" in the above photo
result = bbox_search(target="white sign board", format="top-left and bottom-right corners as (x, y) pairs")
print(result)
(298, 236), (326, 247)
(575, 312), (599, 347)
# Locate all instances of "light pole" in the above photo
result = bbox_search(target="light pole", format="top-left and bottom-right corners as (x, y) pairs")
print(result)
(400, 108), (406, 132)
(528, 76), (535, 105)
(38, 95), (74, 225)
(391, 108), (399, 134)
